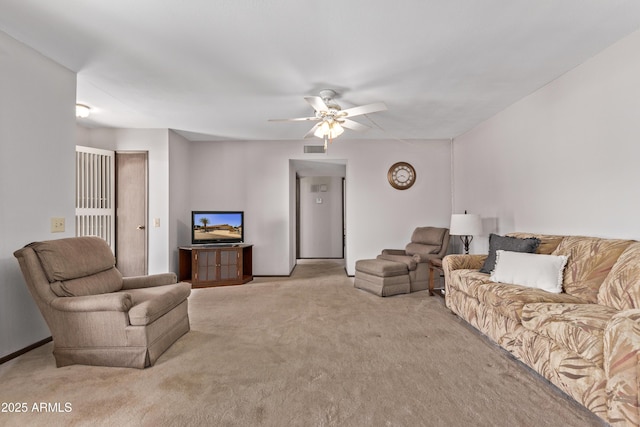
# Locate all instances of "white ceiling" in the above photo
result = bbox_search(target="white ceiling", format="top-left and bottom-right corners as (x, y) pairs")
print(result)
(2, 1), (640, 142)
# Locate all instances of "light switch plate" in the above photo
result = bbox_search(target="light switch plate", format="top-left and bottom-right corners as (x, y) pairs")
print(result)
(51, 217), (65, 233)
(154, 218), (160, 227)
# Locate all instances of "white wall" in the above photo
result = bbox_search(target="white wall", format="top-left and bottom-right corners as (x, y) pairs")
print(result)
(453, 28), (640, 254)
(299, 176), (344, 258)
(0, 31), (76, 358)
(188, 140), (291, 275)
(168, 130), (192, 272)
(343, 140), (452, 274)
(188, 139), (452, 275)
(75, 126), (117, 151)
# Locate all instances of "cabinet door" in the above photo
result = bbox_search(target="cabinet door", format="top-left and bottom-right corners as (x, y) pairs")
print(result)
(195, 250), (217, 282)
(219, 248), (240, 281)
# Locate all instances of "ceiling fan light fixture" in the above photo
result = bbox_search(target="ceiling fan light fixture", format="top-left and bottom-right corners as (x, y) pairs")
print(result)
(76, 103), (91, 118)
(314, 121), (344, 139)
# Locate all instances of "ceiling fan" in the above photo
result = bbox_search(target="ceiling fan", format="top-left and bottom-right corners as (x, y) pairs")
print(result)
(269, 89), (387, 148)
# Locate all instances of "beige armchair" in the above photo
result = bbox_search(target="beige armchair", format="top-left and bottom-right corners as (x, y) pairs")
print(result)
(13, 236), (191, 369)
(376, 226), (450, 292)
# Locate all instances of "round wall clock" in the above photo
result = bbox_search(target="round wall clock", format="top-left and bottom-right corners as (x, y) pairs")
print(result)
(387, 162), (416, 190)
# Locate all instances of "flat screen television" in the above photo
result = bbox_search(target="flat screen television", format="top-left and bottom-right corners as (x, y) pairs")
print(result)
(191, 211), (244, 245)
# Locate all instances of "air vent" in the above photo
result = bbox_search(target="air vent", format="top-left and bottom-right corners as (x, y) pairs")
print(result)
(304, 145), (325, 154)
(310, 184), (328, 193)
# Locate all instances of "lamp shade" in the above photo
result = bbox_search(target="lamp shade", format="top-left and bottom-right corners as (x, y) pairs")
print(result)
(450, 213), (482, 236)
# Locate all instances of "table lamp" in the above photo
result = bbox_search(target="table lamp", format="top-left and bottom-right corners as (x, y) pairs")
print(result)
(450, 211), (482, 254)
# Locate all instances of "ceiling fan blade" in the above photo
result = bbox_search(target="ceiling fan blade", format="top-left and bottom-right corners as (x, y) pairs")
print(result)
(341, 102), (387, 117)
(304, 96), (329, 112)
(268, 117), (319, 122)
(340, 119), (370, 132)
(303, 122), (321, 138)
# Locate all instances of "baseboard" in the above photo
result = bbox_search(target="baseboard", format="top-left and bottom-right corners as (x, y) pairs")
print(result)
(254, 273), (293, 278)
(0, 336), (52, 365)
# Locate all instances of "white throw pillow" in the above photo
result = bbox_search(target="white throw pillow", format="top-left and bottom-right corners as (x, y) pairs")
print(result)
(490, 250), (568, 293)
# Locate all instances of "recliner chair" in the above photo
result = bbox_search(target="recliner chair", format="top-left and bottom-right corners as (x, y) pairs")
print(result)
(13, 236), (191, 368)
(355, 227), (450, 296)
(377, 226), (450, 292)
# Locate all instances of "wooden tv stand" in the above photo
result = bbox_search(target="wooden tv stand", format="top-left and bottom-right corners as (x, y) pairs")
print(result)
(178, 244), (253, 288)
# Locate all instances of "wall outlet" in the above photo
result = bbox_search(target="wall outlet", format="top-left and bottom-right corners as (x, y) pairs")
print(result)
(51, 217), (65, 233)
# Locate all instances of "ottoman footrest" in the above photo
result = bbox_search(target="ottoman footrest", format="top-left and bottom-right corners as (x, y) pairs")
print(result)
(355, 259), (408, 277)
(354, 259), (410, 297)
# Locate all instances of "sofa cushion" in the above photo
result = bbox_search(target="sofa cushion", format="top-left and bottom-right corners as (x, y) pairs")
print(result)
(50, 267), (123, 297)
(124, 282), (191, 326)
(479, 234), (540, 274)
(552, 236), (633, 304)
(598, 242), (640, 310)
(521, 303), (617, 367)
(29, 236), (116, 282)
(476, 282), (585, 321)
(490, 251), (568, 293)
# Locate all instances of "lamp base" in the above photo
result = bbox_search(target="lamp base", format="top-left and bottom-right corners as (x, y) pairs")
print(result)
(459, 235), (473, 255)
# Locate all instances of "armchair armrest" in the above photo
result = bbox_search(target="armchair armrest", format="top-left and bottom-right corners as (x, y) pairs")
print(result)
(604, 309), (640, 426)
(122, 272), (177, 290)
(380, 249), (407, 256)
(414, 253), (443, 263)
(377, 253), (418, 270)
(381, 249), (443, 263)
(50, 293), (133, 312)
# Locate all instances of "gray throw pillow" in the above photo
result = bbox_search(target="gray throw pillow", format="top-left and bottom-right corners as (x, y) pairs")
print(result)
(479, 233), (540, 274)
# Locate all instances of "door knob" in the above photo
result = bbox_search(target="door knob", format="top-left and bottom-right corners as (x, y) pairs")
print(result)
(137, 225), (145, 230)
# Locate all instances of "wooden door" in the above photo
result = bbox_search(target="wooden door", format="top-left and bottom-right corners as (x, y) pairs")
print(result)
(116, 152), (148, 276)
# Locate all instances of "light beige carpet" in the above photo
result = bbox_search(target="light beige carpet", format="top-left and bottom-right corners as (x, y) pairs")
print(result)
(0, 260), (605, 426)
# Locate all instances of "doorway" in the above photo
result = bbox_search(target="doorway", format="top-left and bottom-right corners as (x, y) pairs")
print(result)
(115, 151), (148, 276)
(292, 160), (346, 260)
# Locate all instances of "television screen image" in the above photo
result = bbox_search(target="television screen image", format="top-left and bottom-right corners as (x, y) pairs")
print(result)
(192, 211), (244, 244)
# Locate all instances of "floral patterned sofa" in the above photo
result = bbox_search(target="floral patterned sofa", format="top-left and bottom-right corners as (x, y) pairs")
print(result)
(443, 233), (640, 426)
